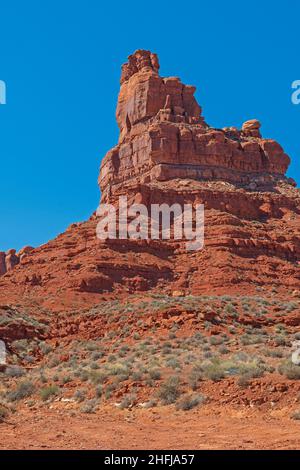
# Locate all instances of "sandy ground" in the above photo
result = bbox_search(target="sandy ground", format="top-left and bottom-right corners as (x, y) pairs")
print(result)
(1, 405), (299, 450)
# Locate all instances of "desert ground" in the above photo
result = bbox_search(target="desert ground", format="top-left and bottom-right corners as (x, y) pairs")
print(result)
(1, 405), (300, 450)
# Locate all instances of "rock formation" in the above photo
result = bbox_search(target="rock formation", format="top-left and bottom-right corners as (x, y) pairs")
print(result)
(99, 50), (293, 203)
(0, 246), (33, 275)
(0, 50), (299, 311)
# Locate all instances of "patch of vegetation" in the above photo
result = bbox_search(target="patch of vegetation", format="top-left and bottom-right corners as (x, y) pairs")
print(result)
(158, 376), (181, 404)
(291, 410), (300, 420)
(278, 361), (300, 380)
(80, 398), (98, 414)
(40, 385), (60, 401)
(7, 380), (35, 402)
(119, 393), (137, 409)
(175, 394), (206, 411)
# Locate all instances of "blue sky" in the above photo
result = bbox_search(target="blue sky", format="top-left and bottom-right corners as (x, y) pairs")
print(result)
(0, 1), (299, 251)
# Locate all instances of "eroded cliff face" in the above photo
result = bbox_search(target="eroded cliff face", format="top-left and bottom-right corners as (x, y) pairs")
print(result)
(99, 49), (293, 203)
(0, 50), (299, 311)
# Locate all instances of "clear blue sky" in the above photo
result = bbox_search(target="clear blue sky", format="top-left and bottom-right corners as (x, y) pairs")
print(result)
(0, 1), (299, 251)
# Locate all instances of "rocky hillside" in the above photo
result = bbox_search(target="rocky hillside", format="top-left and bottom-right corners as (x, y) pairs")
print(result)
(0, 50), (299, 312)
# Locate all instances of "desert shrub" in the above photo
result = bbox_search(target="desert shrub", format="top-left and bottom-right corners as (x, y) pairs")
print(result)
(158, 376), (181, 404)
(0, 404), (9, 421)
(48, 356), (60, 368)
(61, 375), (72, 385)
(39, 342), (53, 355)
(202, 363), (225, 382)
(278, 361), (300, 380)
(89, 370), (107, 384)
(145, 376), (155, 387)
(239, 365), (264, 379)
(73, 389), (86, 403)
(218, 346), (229, 355)
(237, 374), (251, 388)
(107, 354), (116, 363)
(263, 348), (284, 358)
(91, 351), (103, 361)
(291, 410), (300, 420)
(143, 399), (157, 409)
(284, 302), (298, 313)
(11, 339), (30, 352)
(8, 380), (35, 402)
(115, 373), (129, 383)
(240, 334), (265, 346)
(90, 362), (100, 370)
(5, 366), (25, 378)
(131, 371), (143, 381)
(104, 383), (117, 399)
(233, 352), (248, 362)
(274, 335), (287, 346)
(119, 393), (137, 409)
(107, 363), (129, 376)
(39, 373), (48, 384)
(209, 336), (223, 346)
(23, 355), (35, 364)
(95, 385), (102, 398)
(224, 303), (237, 315)
(80, 398), (98, 414)
(184, 354), (197, 365)
(165, 357), (181, 370)
(78, 369), (89, 382)
(40, 385), (60, 401)
(85, 342), (98, 352)
(149, 369), (161, 380)
(188, 371), (202, 391)
(175, 394), (206, 411)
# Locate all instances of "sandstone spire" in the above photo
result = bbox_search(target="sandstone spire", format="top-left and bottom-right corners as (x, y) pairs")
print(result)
(116, 49), (205, 143)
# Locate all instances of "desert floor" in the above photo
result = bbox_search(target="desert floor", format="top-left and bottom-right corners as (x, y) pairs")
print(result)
(1, 405), (299, 450)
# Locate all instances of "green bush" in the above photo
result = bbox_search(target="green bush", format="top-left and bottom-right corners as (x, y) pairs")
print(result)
(0, 404), (9, 421)
(149, 369), (161, 380)
(239, 365), (264, 379)
(165, 357), (181, 370)
(203, 363), (225, 382)
(158, 376), (181, 404)
(89, 370), (108, 384)
(237, 374), (251, 388)
(278, 361), (300, 380)
(5, 366), (25, 378)
(8, 380), (35, 401)
(40, 385), (60, 401)
(73, 389), (86, 403)
(274, 336), (287, 346)
(175, 394), (206, 411)
(291, 410), (300, 420)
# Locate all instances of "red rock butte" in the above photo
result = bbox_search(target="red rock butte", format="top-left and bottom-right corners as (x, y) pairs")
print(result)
(99, 49), (293, 201)
(0, 50), (299, 311)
